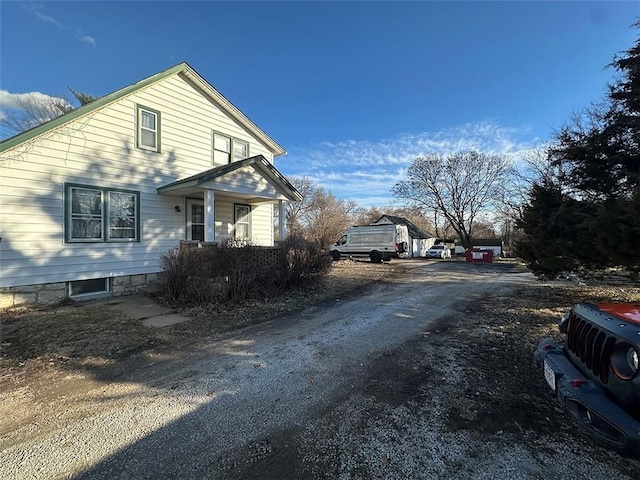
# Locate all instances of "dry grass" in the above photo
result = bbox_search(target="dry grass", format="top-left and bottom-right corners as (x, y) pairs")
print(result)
(1, 259), (637, 393)
(2, 259), (639, 470)
(0, 259), (399, 371)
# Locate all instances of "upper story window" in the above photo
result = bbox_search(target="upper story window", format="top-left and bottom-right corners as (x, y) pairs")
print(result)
(213, 133), (231, 164)
(213, 132), (249, 165)
(233, 140), (248, 161)
(65, 184), (140, 243)
(137, 104), (161, 152)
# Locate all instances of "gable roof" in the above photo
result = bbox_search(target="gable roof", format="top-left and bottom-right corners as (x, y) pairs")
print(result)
(0, 62), (286, 156)
(157, 155), (302, 202)
(375, 215), (433, 239)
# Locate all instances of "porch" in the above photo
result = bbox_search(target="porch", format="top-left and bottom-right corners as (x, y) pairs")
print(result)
(157, 155), (302, 245)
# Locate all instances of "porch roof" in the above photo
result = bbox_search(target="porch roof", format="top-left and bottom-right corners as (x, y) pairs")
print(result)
(157, 155), (303, 202)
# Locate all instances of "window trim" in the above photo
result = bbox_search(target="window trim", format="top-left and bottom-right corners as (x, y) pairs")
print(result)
(212, 131), (249, 165)
(136, 104), (161, 153)
(69, 278), (110, 298)
(186, 198), (205, 241)
(233, 138), (249, 162)
(213, 132), (231, 165)
(64, 183), (141, 243)
(234, 203), (252, 240)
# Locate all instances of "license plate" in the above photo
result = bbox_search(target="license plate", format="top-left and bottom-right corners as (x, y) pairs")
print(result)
(544, 359), (556, 392)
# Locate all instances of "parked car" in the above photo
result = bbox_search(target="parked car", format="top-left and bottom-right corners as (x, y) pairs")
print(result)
(534, 302), (640, 457)
(426, 244), (451, 259)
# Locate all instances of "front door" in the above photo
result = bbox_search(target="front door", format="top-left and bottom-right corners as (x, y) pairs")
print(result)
(186, 199), (205, 241)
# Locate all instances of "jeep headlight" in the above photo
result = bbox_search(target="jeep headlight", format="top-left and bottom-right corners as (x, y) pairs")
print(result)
(611, 343), (639, 380)
(628, 348), (639, 373)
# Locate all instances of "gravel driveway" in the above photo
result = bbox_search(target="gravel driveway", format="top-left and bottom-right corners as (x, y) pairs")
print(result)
(2, 261), (637, 479)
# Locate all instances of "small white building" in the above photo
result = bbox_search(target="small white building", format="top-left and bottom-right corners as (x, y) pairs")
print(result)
(373, 215), (436, 257)
(0, 62), (302, 307)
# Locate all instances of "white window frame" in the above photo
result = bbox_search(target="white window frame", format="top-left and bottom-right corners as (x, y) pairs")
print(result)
(213, 131), (249, 165)
(137, 104), (160, 152)
(186, 199), (205, 241)
(69, 186), (104, 241)
(234, 204), (251, 240)
(69, 278), (110, 298)
(108, 191), (138, 240)
(233, 139), (248, 161)
(65, 184), (140, 243)
(213, 132), (231, 165)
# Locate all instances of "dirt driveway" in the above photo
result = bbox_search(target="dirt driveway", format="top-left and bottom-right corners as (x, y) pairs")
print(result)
(1, 260), (639, 479)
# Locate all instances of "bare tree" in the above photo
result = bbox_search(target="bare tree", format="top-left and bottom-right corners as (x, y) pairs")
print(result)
(1, 87), (95, 139)
(304, 188), (357, 248)
(351, 206), (384, 226)
(393, 150), (510, 248)
(494, 145), (575, 252)
(285, 177), (316, 237)
(0, 92), (71, 138)
(284, 177), (357, 248)
(352, 205), (434, 235)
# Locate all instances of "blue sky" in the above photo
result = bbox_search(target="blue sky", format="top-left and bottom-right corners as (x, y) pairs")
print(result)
(2, 1), (639, 207)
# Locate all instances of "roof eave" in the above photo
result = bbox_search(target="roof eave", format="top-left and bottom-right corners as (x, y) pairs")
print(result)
(1, 62), (287, 158)
(0, 63), (187, 153)
(180, 66), (286, 157)
(157, 155), (302, 201)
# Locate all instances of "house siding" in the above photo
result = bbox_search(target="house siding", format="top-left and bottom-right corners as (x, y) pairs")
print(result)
(0, 70), (282, 298)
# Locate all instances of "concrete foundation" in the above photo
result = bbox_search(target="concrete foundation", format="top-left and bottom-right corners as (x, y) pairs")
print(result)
(0, 273), (160, 309)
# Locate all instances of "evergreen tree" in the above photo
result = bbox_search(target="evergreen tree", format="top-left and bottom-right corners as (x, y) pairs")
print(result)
(68, 87), (97, 106)
(550, 20), (639, 200)
(518, 20), (640, 277)
(516, 183), (594, 277)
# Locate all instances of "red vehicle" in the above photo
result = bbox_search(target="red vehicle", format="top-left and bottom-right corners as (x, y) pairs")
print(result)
(534, 302), (640, 457)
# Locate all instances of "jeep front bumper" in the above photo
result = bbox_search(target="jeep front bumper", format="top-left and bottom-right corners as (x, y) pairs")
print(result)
(534, 338), (640, 458)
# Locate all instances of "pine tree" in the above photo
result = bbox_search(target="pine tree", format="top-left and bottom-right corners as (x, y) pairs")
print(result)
(518, 21), (640, 277)
(68, 87), (97, 106)
(550, 20), (639, 200)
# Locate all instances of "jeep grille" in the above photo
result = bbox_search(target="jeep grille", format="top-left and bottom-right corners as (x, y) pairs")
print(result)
(566, 312), (616, 384)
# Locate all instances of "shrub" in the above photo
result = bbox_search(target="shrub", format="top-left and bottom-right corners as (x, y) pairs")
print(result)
(278, 236), (333, 288)
(159, 245), (219, 305)
(160, 240), (279, 306)
(159, 237), (332, 307)
(207, 239), (273, 302)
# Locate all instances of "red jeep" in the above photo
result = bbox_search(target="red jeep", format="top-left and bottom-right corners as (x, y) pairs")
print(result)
(534, 302), (640, 457)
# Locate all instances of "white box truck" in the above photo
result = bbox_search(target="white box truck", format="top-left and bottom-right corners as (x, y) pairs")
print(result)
(330, 224), (409, 263)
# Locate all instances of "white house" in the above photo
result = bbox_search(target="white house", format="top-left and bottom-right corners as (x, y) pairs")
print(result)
(373, 215), (435, 257)
(0, 62), (302, 308)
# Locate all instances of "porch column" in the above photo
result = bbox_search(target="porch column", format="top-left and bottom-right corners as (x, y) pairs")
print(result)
(279, 200), (287, 240)
(205, 189), (215, 242)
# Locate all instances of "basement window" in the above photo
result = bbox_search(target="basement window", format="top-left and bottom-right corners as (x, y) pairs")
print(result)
(69, 278), (110, 297)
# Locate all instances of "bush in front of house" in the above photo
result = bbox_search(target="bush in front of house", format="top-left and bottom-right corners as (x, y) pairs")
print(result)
(159, 237), (332, 306)
(207, 239), (272, 302)
(159, 244), (218, 305)
(277, 235), (333, 288)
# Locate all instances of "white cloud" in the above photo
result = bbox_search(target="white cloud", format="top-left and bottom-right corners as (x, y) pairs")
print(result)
(278, 121), (544, 208)
(76, 31), (96, 46)
(0, 90), (70, 110)
(22, 3), (96, 45)
(33, 10), (64, 28)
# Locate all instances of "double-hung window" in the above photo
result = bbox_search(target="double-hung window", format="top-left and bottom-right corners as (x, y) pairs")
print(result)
(213, 132), (249, 165)
(234, 204), (251, 240)
(233, 139), (248, 161)
(213, 133), (231, 165)
(137, 105), (161, 152)
(65, 184), (140, 242)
